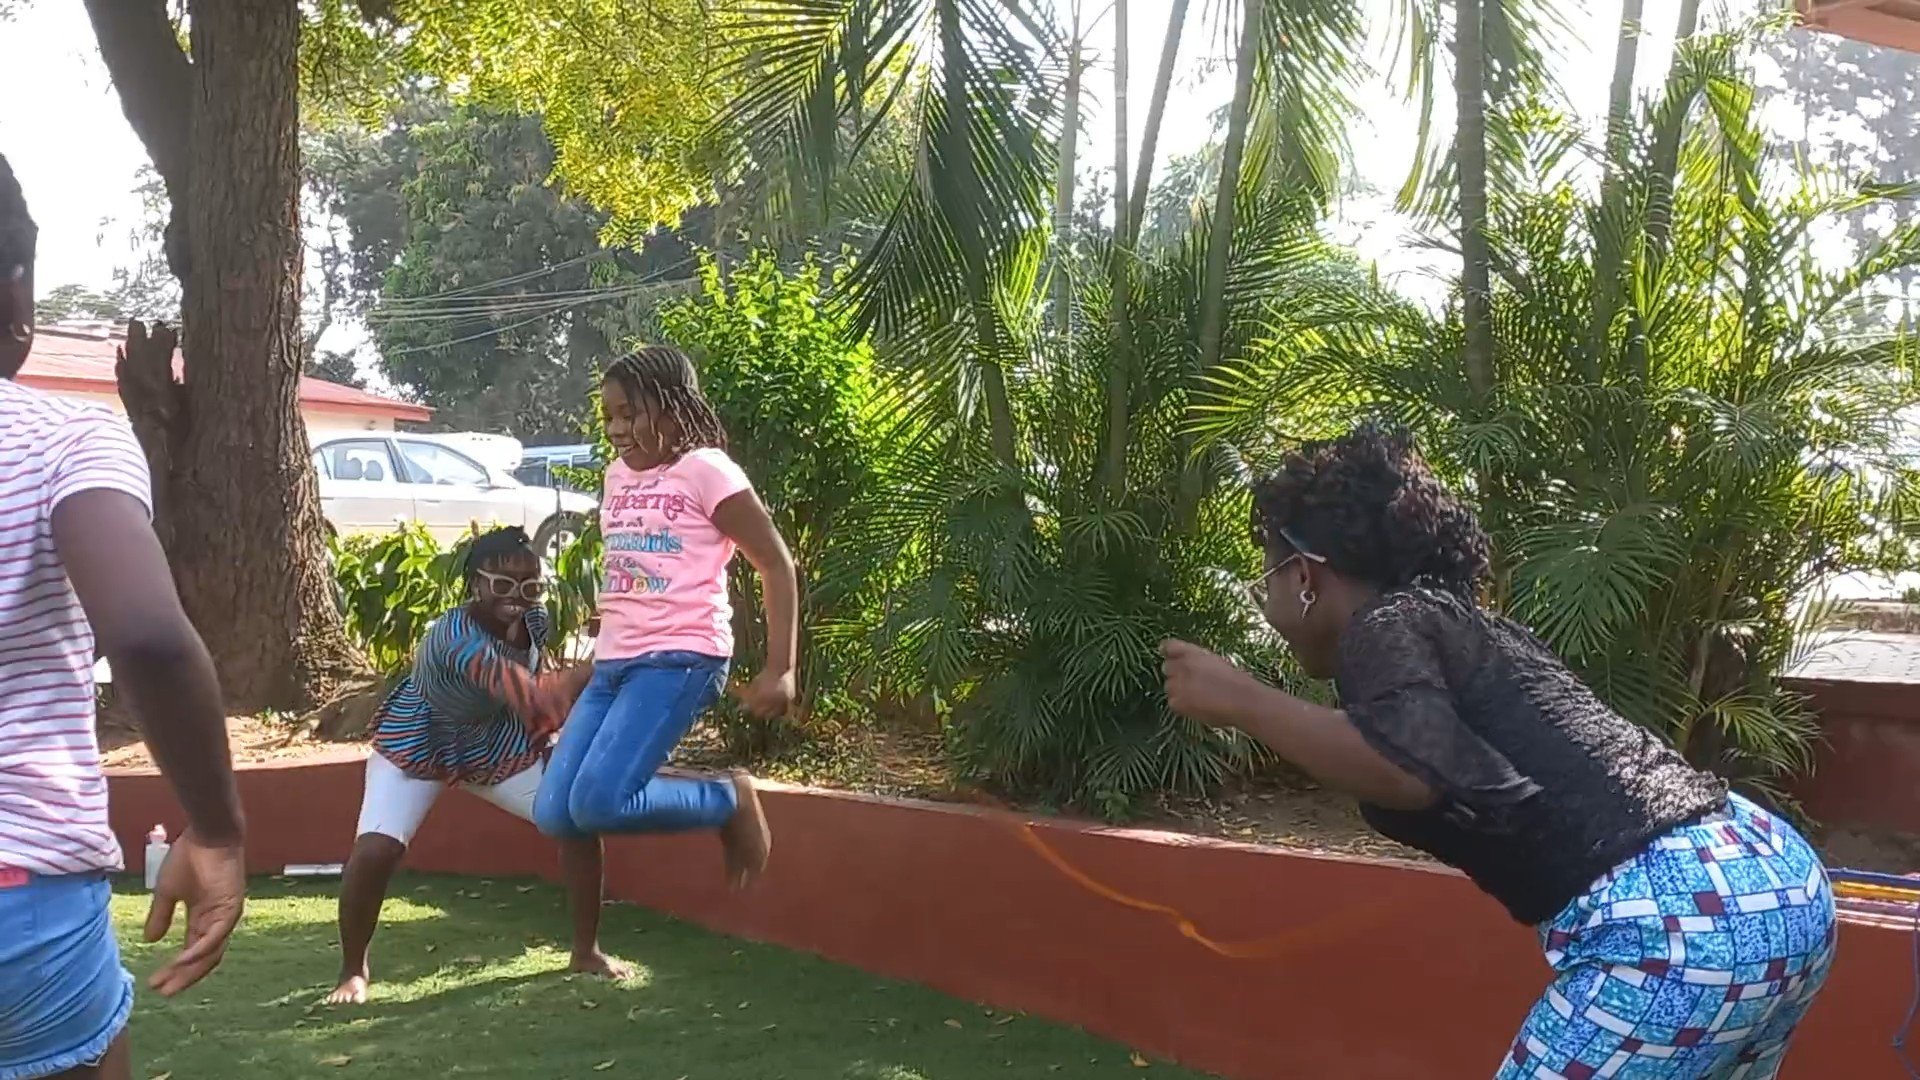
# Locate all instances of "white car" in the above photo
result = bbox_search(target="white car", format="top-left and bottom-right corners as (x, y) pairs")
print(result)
(312, 432), (595, 562)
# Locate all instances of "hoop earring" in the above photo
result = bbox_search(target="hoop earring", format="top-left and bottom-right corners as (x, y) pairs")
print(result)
(1299, 589), (1317, 618)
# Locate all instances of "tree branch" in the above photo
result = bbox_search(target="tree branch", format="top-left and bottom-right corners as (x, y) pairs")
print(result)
(80, 0), (193, 280)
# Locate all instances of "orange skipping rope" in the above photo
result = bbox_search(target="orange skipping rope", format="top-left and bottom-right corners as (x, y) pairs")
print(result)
(1010, 820), (1405, 960)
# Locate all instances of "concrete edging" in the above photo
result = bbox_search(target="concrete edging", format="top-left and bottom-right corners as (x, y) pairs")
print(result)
(107, 754), (1914, 1078)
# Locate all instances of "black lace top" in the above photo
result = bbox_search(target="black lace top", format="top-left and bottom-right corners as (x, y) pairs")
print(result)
(1335, 587), (1727, 924)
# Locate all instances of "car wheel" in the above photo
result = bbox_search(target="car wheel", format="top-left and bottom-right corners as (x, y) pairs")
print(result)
(535, 512), (587, 568)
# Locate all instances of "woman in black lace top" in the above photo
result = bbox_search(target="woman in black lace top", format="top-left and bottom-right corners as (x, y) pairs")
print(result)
(1160, 423), (1836, 1079)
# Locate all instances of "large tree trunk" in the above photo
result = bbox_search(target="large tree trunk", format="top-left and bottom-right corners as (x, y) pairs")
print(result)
(1456, 0), (1495, 403)
(91, 0), (361, 713)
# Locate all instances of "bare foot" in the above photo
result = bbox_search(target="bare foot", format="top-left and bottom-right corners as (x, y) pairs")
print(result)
(719, 771), (772, 890)
(325, 973), (370, 1005)
(571, 949), (637, 981)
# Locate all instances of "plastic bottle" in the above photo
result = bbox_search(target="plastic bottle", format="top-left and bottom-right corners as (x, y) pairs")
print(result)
(144, 825), (170, 890)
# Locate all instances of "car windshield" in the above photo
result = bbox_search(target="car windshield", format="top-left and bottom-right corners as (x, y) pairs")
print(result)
(397, 441), (490, 487)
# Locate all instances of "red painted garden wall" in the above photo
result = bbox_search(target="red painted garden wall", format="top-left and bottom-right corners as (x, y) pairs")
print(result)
(1790, 677), (1920, 836)
(108, 754), (1913, 1079)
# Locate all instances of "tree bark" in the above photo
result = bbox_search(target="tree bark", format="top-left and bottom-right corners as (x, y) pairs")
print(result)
(1643, 0), (1704, 263)
(1586, 0), (1642, 367)
(1101, 0), (1132, 501)
(1050, 27), (1084, 336)
(1125, 0), (1190, 246)
(89, 0), (362, 712)
(178, 0), (358, 711)
(1193, 0), (1261, 387)
(937, 0), (1019, 468)
(1176, 0), (1261, 526)
(1630, 0), (1703, 383)
(1455, 0), (1495, 402)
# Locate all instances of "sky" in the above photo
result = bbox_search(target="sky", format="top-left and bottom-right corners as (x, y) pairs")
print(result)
(0, 0), (1851, 316)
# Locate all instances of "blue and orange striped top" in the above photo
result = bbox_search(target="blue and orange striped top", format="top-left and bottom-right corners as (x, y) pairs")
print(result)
(370, 607), (551, 785)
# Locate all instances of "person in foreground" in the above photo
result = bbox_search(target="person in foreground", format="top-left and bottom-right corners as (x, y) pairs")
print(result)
(0, 154), (246, 1079)
(533, 345), (792, 888)
(1160, 423), (1836, 1079)
(328, 526), (630, 1005)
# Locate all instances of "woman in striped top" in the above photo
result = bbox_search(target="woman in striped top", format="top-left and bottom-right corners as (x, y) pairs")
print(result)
(326, 528), (629, 1006)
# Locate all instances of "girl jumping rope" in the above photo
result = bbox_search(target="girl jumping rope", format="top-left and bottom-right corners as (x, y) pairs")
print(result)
(533, 346), (793, 888)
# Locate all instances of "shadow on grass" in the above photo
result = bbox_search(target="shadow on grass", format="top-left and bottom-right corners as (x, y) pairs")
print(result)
(114, 874), (1211, 1079)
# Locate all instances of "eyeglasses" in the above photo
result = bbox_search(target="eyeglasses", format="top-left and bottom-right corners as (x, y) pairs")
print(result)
(1243, 527), (1326, 609)
(474, 568), (547, 603)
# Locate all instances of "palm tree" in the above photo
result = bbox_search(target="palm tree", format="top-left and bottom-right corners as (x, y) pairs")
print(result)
(1456, 0), (1495, 400)
(1198, 23), (1920, 797)
(722, 0), (1062, 468)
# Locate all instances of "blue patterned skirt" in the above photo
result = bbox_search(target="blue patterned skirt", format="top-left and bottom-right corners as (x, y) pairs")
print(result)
(1497, 793), (1836, 1079)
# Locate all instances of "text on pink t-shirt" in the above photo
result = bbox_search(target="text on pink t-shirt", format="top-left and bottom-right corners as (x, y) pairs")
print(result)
(595, 447), (753, 661)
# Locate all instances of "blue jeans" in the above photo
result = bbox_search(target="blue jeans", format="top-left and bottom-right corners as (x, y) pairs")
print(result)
(534, 651), (737, 838)
(0, 873), (133, 1079)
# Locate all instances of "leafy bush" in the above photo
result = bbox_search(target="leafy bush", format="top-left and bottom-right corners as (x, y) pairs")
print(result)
(331, 524), (601, 675)
(820, 189), (1372, 816)
(657, 250), (890, 755)
(329, 524), (466, 676)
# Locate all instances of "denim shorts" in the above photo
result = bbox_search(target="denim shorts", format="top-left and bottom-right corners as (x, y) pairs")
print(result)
(0, 873), (133, 1079)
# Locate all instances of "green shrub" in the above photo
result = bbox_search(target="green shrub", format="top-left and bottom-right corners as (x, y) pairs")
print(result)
(329, 524), (466, 677)
(658, 250), (889, 756)
(331, 524), (601, 675)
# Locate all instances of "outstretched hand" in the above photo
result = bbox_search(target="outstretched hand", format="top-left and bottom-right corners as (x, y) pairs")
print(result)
(144, 832), (246, 997)
(733, 668), (796, 719)
(1160, 639), (1264, 729)
(525, 664), (591, 740)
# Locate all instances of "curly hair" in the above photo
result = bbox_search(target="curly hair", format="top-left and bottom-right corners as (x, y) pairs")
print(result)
(1251, 422), (1490, 596)
(604, 344), (727, 457)
(0, 153), (35, 278)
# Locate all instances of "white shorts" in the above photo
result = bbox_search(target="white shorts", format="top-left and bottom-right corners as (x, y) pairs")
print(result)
(354, 751), (545, 846)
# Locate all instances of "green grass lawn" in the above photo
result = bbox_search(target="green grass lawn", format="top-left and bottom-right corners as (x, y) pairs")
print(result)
(114, 874), (1212, 1079)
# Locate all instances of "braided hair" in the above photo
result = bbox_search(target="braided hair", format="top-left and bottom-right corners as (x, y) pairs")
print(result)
(604, 345), (727, 457)
(1252, 421), (1490, 598)
(464, 526), (538, 586)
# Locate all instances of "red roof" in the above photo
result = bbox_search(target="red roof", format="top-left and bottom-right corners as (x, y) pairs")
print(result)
(22, 325), (433, 424)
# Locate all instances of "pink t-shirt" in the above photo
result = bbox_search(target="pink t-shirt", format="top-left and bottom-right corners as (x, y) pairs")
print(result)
(595, 447), (753, 661)
(0, 380), (153, 875)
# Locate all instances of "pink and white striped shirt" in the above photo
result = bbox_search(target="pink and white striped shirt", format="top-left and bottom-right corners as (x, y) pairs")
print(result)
(0, 379), (152, 876)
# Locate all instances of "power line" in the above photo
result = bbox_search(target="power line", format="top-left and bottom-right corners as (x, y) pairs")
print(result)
(375, 251), (607, 307)
(374, 255), (702, 359)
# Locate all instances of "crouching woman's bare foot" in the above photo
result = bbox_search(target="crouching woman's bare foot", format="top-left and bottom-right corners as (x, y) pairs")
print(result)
(571, 949), (637, 981)
(719, 771), (772, 889)
(325, 971), (371, 1005)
